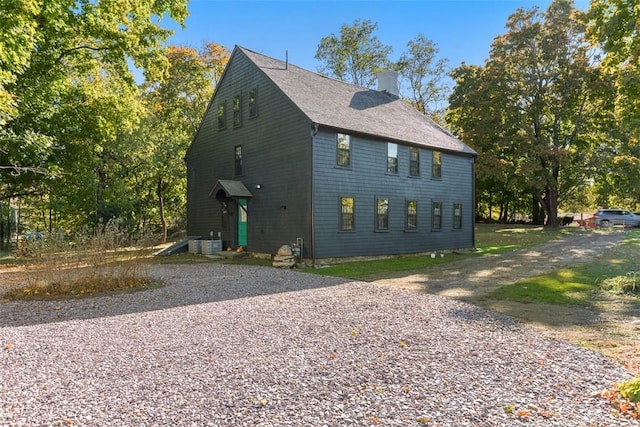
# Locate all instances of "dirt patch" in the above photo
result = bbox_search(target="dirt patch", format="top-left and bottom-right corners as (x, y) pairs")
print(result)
(372, 230), (640, 374)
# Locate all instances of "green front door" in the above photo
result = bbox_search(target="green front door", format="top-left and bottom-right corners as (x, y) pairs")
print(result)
(237, 198), (248, 247)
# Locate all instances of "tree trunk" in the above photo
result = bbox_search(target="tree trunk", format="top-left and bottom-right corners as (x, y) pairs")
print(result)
(157, 177), (167, 244)
(542, 186), (559, 229)
(531, 192), (544, 225)
(542, 164), (561, 230)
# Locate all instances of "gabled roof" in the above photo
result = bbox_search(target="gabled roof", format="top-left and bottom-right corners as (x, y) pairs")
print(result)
(237, 46), (476, 156)
(209, 180), (253, 199)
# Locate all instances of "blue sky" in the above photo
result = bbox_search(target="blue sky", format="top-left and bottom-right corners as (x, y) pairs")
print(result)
(161, 0), (590, 74)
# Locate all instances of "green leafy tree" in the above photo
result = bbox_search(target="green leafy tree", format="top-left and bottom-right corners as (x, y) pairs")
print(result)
(448, 64), (523, 221)
(139, 43), (229, 242)
(588, 0), (640, 134)
(44, 64), (144, 231)
(0, 0), (41, 121)
(1, 0), (189, 232)
(447, 0), (605, 227)
(587, 0), (640, 208)
(397, 34), (450, 120)
(315, 19), (393, 87)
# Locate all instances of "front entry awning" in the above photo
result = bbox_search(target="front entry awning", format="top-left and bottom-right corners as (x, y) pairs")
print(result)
(209, 180), (253, 200)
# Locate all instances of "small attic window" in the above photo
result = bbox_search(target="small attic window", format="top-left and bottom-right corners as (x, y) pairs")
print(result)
(249, 88), (258, 118)
(233, 95), (242, 127)
(217, 102), (226, 130)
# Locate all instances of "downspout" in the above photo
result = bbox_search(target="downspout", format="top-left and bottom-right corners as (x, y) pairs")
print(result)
(471, 156), (476, 249)
(310, 123), (319, 264)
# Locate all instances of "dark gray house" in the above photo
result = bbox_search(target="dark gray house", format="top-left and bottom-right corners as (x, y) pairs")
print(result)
(186, 46), (477, 260)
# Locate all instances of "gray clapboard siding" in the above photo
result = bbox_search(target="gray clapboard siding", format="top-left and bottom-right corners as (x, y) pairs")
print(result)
(187, 49), (314, 254)
(312, 129), (473, 258)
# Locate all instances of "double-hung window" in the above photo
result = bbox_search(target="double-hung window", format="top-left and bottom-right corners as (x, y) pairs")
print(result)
(337, 133), (351, 167)
(340, 197), (355, 231)
(387, 143), (398, 174)
(432, 201), (442, 231)
(432, 151), (442, 179)
(409, 147), (420, 177)
(233, 95), (242, 127)
(406, 200), (418, 230)
(376, 198), (389, 231)
(217, 102), (226, 130)
(234, 145), (243, 176)
(248, 89), (258, 118)
(453, 203), (462, 229)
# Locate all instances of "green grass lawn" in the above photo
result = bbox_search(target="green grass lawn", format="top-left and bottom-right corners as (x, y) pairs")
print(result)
(485, 230), (639, 304)
(308, 252), (456, 279)
(474, 223), (575, 254)
(307, 224), (576, 280)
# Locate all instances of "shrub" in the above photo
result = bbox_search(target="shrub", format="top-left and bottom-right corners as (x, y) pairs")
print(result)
(5, 218), (157, 300)
(600, 272), (639, 296)
(619, 377), (640, 403)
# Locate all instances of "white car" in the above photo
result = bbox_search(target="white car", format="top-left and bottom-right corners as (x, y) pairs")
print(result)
(593, 209), (640, 227)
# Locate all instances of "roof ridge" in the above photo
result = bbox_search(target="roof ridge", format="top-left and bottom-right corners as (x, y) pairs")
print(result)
(235, 45), (383, 94)
(234, 45), (476, 156)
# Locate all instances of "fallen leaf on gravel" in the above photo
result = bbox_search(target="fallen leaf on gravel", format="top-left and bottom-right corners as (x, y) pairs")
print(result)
(5, 343), (14, 351)
(538, 409), (557, 419)
(503, 404), (515, 414)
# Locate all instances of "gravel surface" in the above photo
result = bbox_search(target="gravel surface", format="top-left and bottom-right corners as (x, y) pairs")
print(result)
(0, 263), (637, 426)
(372, 231), (628, 299)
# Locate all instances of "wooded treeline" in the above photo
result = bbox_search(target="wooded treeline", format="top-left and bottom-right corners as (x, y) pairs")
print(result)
(0, 0), (229, 247)
(1, 0), (638, 248)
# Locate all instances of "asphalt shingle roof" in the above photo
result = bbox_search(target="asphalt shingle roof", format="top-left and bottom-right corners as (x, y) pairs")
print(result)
(238, 46), (476, 156)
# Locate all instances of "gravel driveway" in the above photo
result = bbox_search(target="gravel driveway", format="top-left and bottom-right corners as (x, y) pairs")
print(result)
(1, 251), (637, 425)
